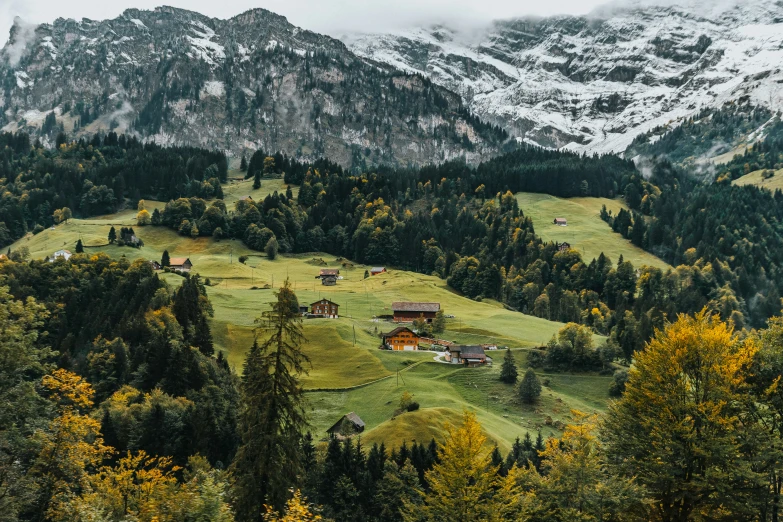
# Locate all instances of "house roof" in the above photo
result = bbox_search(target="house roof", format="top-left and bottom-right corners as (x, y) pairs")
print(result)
(55, 249), (71, 255)
(169, 257), (191, 265)
(326, 412), (365, 433)
(239, 195), (253, 200)
(371, 267), (385, 272)
(554, 217), (567, 222)
(320, 268), (340, 276)
(383, 326), (418, 338)
(310, 299), (339, 307)
(458, 345), (487, 360)
(391, 302), (440, 313)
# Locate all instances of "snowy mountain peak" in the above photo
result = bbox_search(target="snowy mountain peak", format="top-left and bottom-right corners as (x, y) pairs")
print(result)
(345, 0), (783, 155)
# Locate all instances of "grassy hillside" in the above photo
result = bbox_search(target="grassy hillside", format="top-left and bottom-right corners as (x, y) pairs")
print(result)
(732, 168), (783, 192)
(516, 193), (671, 270)
(9, 211), (613, 449)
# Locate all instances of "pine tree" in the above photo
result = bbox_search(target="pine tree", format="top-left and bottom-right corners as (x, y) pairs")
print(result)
(265, 236), (279, 260)
(499, 348), (518, 384)
(240, 153), (248, 172)
(108, 226), (117, 244)
(75, 239), (84, 253)
(231, 279), (310, 518)
(254, 170), (262, 190)
(519, 368), (541, 404)
(161, 250), (170, 267)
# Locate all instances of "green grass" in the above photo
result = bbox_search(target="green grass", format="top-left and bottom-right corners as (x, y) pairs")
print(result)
(516, 193), (670, 270)
(732, 168), (783, 192)
(10, 211), (615, 449)
(222, 171), (298, 205)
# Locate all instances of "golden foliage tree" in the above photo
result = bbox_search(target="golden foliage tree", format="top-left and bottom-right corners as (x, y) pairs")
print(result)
(32, 369), (112, 521)
(263, 490), (321, 522)
(602, 310), (764, 521)
(407, 410), (518, 522)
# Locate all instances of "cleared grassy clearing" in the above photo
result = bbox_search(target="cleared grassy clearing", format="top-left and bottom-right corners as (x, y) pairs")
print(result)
(732, 168), (783, 192)
(516, 192), (670, 270)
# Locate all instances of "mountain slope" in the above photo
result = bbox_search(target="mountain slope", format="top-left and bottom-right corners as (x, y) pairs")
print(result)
(345, 0), (783, 156)
(0, 7), (506, 168)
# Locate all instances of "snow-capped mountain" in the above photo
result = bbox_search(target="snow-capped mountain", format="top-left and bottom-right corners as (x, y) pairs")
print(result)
(0, 7), (504, 168)
(344, 0), (783, 155)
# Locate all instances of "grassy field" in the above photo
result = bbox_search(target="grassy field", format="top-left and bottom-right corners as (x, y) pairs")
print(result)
(732, 168), (783, 192)
(9, 208), (614, 449)
(516, 193), (670, 270)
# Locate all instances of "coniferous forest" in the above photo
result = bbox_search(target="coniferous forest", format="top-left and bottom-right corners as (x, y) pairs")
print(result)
(4, 118), (783, 520)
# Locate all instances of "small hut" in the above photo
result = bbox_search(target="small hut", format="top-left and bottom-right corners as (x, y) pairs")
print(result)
(327, 412), (365, 438)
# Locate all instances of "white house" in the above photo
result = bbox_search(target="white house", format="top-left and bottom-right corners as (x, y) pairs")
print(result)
(51, 249), (72, 261)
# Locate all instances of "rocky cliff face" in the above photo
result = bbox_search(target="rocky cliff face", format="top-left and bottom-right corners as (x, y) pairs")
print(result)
(345, 0), (783, 156)
(0, 7), (505, 168)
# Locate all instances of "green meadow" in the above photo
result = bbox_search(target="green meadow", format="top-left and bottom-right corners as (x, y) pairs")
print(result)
(9, 194), (618, 449)
(732, 168), (783, 192)
(515, 192), (671, 270)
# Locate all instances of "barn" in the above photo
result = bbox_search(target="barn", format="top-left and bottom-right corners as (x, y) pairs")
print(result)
(169, 257), (193, 271)
(391, 302), (440, 323)
(327, 412), (365, 438)
(554, 218), (567, 226)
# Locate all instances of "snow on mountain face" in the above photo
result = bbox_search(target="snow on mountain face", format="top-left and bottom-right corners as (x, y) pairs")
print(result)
(344, 0), (783, 155)
(0, 7), (503, 168)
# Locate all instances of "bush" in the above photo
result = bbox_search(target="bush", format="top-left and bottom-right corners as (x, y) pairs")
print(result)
(238, 255), (248, 264)
(33, 224), (44, 235)
(406, 402), (420, 412)
(519, 368), (542, 404)
(609, 369), (629, 397)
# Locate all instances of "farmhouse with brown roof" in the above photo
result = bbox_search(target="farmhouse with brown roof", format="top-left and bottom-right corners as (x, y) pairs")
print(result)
(169, 257), (192, 271)
(445, 345), (488, 367)
(554, 217), (567, 226)
(382, 326), (419, 351)
(310, 299), (339, 318)
(392, 302), (440, 323)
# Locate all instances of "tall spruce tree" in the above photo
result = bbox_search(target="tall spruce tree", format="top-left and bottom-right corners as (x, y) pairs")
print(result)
(519, 368), (542, 404)
(240, 153), (248, 172)
(107, 226), (117, 244)
(231, 279), (309, 518)
(499, 348), (518, 384)
(161, 249), (170, 267)
(75, 239), (84, 253)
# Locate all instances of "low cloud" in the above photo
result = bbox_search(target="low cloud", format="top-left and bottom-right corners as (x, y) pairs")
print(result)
(3, 17), (36, 67)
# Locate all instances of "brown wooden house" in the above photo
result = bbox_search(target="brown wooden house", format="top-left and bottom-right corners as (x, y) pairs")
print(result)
(554, 217), (567, 226)
(310, 299), (339, 318)
(382, 327), (419, 351)
(445, 345), (488, 367)
(327, 412), (365, 438)
(318, 268), (340, 278)
(169, 257), (193, 271)
(392, 302), (440, 323)
(370, 267), (387, 276)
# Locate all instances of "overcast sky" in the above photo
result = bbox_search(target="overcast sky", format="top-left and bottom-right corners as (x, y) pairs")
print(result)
(1, 0), (613, 46)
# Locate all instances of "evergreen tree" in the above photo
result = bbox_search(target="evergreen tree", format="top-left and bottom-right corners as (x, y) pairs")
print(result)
(265, 236), (279, 260)
(253, 170), (261, 190)
(161, 250), (170, 267)
(231, 279), (309, 517)
(240, 153), (248, 172)
(108, 226), (117, 244)
(75, 239), (84, 254)
(432, 310), (446, 334)
(499, 348), (518, 384)
(519, 368), (541, 404)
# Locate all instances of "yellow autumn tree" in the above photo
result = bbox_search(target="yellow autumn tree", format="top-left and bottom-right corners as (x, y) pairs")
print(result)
(137, 209), (151, 226)
(31, 369), (112, 522)
(513, 411), (648, 521)
(406, 410), (519, 522)
(263, 490), (321, 522)
(602, 309), (764, 521)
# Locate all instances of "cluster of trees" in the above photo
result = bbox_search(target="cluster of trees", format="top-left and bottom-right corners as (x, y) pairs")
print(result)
(603, 150), (783, 329)
(0, 131), (227, 247)
(0, 255), (239, 520)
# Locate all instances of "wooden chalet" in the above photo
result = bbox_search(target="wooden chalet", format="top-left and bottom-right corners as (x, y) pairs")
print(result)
(169, 257), (193, 271)
(310, 299), (339, 318)
(149, 260), (161, 270)
(370, 266), (387, 276)
(392, 302), (440, 323)
(327, 412), (365, 438)
(554, 217), (567, 226)
(558, 242), (571, 252)
(445, 345), (488, 367)
(318, 268), (339, 286)
(382, 326), (419, 351)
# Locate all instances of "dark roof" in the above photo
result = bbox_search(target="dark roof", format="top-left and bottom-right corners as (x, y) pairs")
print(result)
(310, 299), (339, 307)
(319, 268), (340, 276)
(326, 412), (365, 433)
(391, 302), (440, 313)
(383, 326), (418, 339)
(458, 345), (487, 360)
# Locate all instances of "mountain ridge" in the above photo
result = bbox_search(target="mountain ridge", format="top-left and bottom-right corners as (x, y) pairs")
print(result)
(0, 6), (506, 168)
